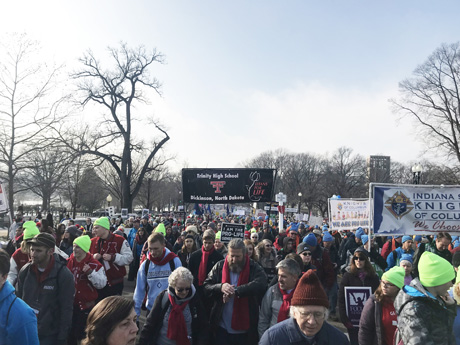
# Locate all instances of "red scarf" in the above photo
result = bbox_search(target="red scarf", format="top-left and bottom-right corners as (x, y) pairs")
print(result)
(167, 293), (190, 345)
(149, 248), (177, 266)
(222, 255), (250, 331)
(277, 283), (296, 322)
(198, 246), (215, 286)
(31, 255), (55, 284)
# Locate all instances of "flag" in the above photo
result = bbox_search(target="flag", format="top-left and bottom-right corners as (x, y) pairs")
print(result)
(194, 203), (203, 216)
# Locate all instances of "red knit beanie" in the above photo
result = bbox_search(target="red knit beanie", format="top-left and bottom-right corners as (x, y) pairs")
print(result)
(291, 270), (329, 308)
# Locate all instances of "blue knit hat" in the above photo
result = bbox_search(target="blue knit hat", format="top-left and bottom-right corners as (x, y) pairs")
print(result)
(290, 223), (299, 233)
(361, 235), (369, 245)
(394, 235), (402, 239)
(303, 233), (317, 247)
(402, 236), (412, 244)
(400, 253), (413, 265)
(355, 227), (365, 240)
(414, 235), (422, 242)
(322, 231), (333, 242)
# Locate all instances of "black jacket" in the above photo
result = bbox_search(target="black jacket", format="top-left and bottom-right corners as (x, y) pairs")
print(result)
(138, 288), (209, 345)
(188, 248), (224, 288)
(203, 258), (267, 344)
(17, 255), (75, 342)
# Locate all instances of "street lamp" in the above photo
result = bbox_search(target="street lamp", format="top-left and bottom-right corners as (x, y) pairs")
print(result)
(412, 164), (423, 184)
(298, 192), (302, 214)
(106, 194), (112, 207)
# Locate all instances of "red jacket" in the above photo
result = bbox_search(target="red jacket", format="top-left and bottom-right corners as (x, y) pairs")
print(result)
(12, 248), (30, 271)
(89, 233), (129, 286)
(67, 252), (105, 310)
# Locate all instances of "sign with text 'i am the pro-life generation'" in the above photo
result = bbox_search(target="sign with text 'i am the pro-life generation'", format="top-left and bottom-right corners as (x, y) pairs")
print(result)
(182, 169), (275, 204)
(220, 222), (245, 243)
(372, 184), (460, 235)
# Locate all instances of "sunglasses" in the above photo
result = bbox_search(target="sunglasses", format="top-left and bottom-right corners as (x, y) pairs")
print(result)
(353, 256), (365, 261)
(176, 287), (191, 293)
(301, 252), (312, 256)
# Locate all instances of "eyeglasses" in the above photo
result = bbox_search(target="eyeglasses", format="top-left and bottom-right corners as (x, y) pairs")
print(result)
(297, 310), (326, 321)
(176, 287), (191, 293)
(353, 256), (365, 261)
(381, 281), (396, 288)
(301, 252), (312, 256)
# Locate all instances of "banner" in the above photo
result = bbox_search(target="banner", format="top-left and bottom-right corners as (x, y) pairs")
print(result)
(220, 222), (245, 243)
(182, 169), (275, 204)
(329, 199), (370, 231)
(372, 184), (460, 235)
(0, 184), (7, 212)
(345, 286), (372, 328)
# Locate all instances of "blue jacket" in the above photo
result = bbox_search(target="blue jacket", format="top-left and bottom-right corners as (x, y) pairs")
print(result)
(386, 247), (414, 270)
(259, 316), (350, 345)
(133, 248), (182, 316)
(0, 281), (39, 345)
(128, 227), (137, 248)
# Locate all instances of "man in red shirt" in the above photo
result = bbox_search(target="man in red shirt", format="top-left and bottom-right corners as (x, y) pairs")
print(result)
(89, 217), (133, 300)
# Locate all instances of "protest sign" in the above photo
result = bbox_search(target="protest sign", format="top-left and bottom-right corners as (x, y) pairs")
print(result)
(0, 184), (7, 212)
(329, 198), (370, 231)
(220, 222), (245, 243)
(182, 168), (275, 204)
(344, 286), (372, 327)
(372, 183), (460, 235)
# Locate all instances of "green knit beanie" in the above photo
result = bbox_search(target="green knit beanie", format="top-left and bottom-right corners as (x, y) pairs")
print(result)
(215, 231), (221, 240)
(155, 223), (166, 236)
(419, 251), (455, 287)
(382, 266), (405, 289)
(94, 217), (110, 230)
(23, 221), (39, 240)
(73, 235), (91, 253)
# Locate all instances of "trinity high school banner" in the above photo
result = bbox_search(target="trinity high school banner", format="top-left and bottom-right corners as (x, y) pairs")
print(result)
(329, 199), (370, 231)
(182, 168), (276, 204)
(372, 183), (460, 235)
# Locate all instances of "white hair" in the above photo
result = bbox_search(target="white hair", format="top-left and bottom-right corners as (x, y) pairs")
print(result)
(168, 267), (193, 288)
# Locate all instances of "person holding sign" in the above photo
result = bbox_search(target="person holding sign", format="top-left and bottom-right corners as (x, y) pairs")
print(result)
(358, 266), (405, 345)
(338, 247), (380, 345)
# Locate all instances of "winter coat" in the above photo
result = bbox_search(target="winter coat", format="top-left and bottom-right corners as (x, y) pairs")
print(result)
(338, 270), (380, 327)
(255, 246), (278, 284)
(310, 245), (335, 290)
(394, 277), (456, 345)
(133, 248), (182, 316)
(386, 247), (414, 271)
(138, 286), (209, 345)
(67, 252), (107, 310)
(0, 281), (39, 345)
(259, 317), (350, 345)
(258, 283), (284, 338)
(203, 258), (267, 344)
(17, 255), (75, 342)
(89, 232), (133, 286)
(7, 248), (29, 286)
(188, 248), (224, 288)
(358, 294), (384, 345)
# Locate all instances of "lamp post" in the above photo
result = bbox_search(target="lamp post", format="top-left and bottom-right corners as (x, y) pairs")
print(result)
(106, 194), (112, 207)
(412, 164), (423, 184)
(298, 192), (302, 215)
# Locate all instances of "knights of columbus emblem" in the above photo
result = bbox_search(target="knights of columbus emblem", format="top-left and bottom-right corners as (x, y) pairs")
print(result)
(384, 191), (413, 219)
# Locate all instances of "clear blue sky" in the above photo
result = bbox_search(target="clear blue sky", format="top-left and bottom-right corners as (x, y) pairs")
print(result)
(2, 0), (460, 169)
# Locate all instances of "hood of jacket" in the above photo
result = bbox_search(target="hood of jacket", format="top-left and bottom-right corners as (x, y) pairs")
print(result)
(0, 280), (15, 304)
(394, 277), (438, 313)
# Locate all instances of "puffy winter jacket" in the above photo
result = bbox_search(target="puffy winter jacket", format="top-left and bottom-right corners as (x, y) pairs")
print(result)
(0, 281), (39, 345)
(394, 277), (456, 345)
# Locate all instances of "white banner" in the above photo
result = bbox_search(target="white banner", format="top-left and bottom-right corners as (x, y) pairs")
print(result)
(372, 184), (460, 235)
(329, 198), (370, 231)
(0, 184), (7, 212)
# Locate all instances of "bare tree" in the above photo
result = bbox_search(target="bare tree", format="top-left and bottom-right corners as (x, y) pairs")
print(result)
(0, 34), (65, 219)
(391, 42), (460, 164)
(19, 150), (70, 211)
(60, 43), (170, 212)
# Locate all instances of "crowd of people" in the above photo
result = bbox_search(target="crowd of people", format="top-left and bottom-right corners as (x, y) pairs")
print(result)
(1, 213), (460, 345)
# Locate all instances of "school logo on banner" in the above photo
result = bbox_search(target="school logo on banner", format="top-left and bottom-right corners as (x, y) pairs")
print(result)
(384, 191), (413, 219)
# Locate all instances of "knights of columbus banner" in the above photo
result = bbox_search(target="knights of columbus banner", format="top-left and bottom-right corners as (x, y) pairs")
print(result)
(372, 183), (460, 235)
